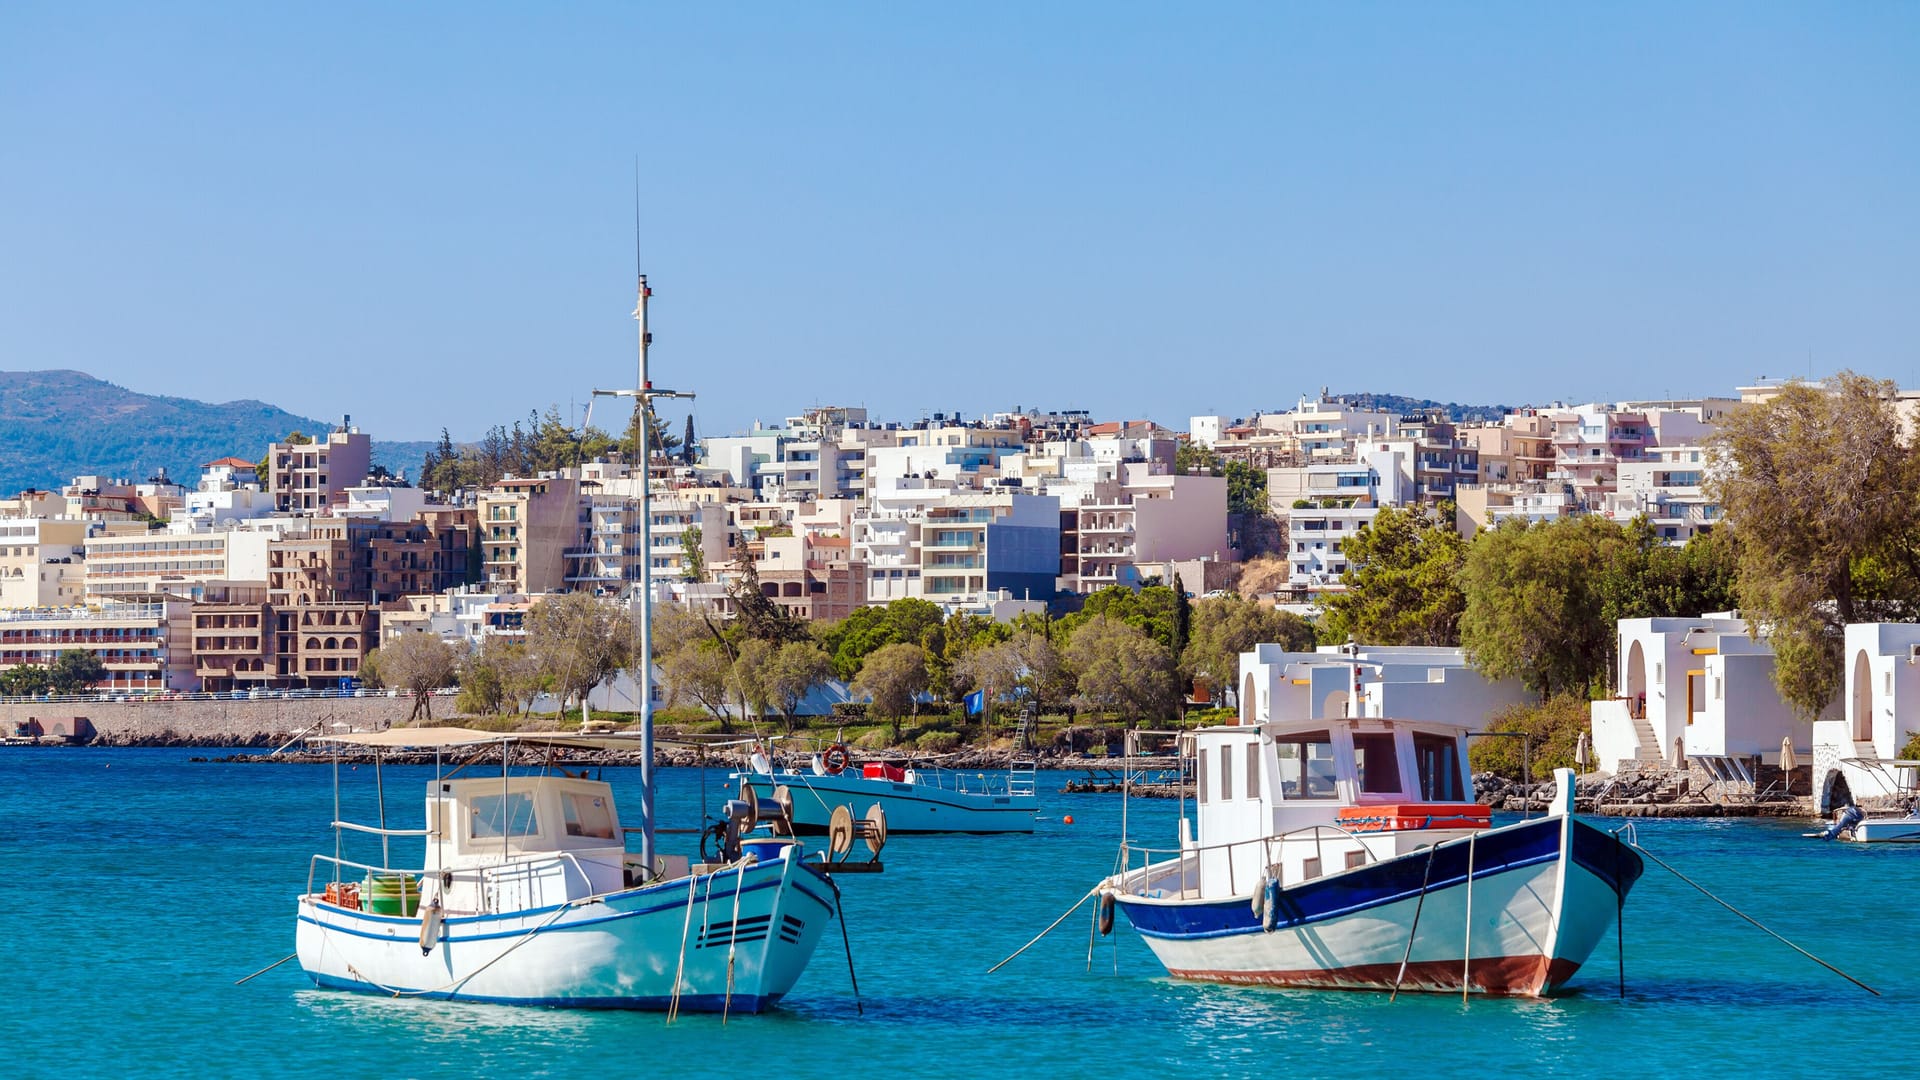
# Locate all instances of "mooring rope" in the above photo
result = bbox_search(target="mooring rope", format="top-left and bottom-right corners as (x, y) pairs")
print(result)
(1390, 842), (1440, 1002)
(236, 952), (298, 986)
(1626, 837), (1879, 996)
(988, 882), (1104, 974)
(336, 901), (576, 998)
(825, 873), (864, 1015)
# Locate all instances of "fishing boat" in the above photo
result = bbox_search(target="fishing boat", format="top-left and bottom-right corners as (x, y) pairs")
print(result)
(294, 267), (842, 1011)
(1099, 712), (1644, 996)
(294, 728), (839, 1010)
(1812, 760), (1920, 842)
(738, 743), (1039, 834)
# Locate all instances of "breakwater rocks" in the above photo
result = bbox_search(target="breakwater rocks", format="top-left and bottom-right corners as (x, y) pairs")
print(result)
(1474, 771), (1814, 817)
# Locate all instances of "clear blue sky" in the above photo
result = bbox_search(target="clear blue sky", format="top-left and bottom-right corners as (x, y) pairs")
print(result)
(4, 3), (1916, 442)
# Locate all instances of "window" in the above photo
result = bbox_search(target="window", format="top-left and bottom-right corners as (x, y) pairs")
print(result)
(1219, 745), (1233, 800)
(469, 791), (539, 839)
(1198, 748), (1210, 802)
(1246, 742), (1260, 797)
(562, 792), (616, 839)
(1274, 731), (1336, 799)
(1352, 733), (1401, 795)
(1414, 733), (1464, 801)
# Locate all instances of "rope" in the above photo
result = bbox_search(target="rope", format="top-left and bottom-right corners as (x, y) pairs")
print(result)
(235, 952), (298, 986)
(335, 901), (576, 998)
(666, 872), (700, 1022)
(987, 882), (1103, 974)
(1461, 831), (1476, 1002)
(1627, 839), (1880, 996)
(1390, 842), (1440, 1002)
(825, 873), (863, 1015)
(722, 857), (747, 1024)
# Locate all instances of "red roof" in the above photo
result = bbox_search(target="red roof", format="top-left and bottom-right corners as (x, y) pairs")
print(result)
(203, 456), (258, 469)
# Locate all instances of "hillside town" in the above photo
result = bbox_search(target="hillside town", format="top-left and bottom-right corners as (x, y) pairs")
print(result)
(3, 377), (1917, 812)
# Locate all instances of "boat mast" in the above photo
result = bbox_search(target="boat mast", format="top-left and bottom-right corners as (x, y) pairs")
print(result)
(594, 264), (691, 876)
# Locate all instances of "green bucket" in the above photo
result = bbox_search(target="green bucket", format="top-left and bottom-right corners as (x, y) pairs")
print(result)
(362, 873), (420, 917)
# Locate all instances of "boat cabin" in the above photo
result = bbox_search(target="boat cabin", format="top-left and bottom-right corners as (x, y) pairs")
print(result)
(1182, 716), (1482, 899)
(419, 774), (633, 915)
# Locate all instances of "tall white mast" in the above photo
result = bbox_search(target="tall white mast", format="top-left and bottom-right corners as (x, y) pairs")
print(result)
(594, 269), (690, 875)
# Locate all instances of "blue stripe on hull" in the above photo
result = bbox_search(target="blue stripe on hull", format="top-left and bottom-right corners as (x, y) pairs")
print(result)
(307, 972), (779, 1013)
(1120, 817), (1639, 941)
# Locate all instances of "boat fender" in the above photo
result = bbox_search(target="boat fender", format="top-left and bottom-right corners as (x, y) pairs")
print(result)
(750, 750), (774, 775)
(1261, 876), (1281, 933)
(823, 744), (851, 775)
(418, 898), (444, 956)
(1097, 891), (1115, 936)
(1250, 874), (1268, 920)
(1820, 803), (1864, 841)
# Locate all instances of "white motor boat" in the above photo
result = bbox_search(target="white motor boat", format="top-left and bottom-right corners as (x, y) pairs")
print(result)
(295, 728), (839, 1011)
(738, 745), (1038, 834)
(1101, 714), (1643, 996)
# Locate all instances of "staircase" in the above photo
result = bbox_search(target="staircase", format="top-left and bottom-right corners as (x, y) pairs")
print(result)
(1630, 715), (1664, 763)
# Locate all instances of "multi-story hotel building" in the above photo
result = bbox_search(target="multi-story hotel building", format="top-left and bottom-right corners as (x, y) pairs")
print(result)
(267, 422), (372, 513)
(0, 598), (194, 692)
(0, 518), (88, 608)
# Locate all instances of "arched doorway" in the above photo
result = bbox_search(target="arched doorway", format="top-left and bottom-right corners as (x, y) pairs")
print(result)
(1821, 769), (1855, 816)
(1626, 640), (1647, 717)
(1322, 690), (1350, 719)
(1852, 650), (1873, 742)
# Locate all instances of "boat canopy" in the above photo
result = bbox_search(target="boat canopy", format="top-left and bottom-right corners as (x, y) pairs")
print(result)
(312, 726), (710, 753)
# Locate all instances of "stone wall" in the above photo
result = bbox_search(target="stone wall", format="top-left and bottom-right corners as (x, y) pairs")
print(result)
(0, 697), (423, 745)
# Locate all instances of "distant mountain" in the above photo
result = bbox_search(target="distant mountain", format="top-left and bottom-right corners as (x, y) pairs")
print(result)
(0, 370), (434, 492)
(1330, 392), (1516, 423)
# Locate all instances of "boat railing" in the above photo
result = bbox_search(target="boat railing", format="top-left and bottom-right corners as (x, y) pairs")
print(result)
(1116, 823), (1380, 901)
(306, 848), (623, 916)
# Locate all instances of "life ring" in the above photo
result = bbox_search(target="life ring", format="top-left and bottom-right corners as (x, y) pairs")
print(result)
(822, 744), (851, 775)
(1097, 891), (1115, 936)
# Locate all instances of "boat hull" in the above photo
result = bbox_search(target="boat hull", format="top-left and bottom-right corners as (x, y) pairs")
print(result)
(1850, 817), (1920, 843)
(1114, 816), (1640, 997)
(295, 849), (837, 1011)
(741, 772), (1037, 834)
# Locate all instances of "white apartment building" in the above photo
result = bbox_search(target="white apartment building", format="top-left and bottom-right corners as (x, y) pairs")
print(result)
(1060, 465), (1228, 593)
(1606, 445), (1720, 543)
(1286, 504), (1380, 592)
(83, 525), (286, 600)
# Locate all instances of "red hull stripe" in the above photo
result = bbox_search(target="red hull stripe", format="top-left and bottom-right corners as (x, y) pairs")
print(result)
(1168, 955), (1584, 997)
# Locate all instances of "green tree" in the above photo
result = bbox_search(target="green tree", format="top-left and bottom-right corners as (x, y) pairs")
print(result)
(1708, 372), (1920, 719)
(1176, 441), (1224, 476)
(1457, 516), (1631, 699)
(662, 641), (736, 731)
(1181, 596), (1317, 694)
(525, 593), (630, 711)
(365, 634), (460, 722)
(1224, 459), (1270, 517)
(0, 664), (51, 697)
(1171, 573), (1192, 657)
(1058, 585), (1180, 649)
(764, 641), (833, 732)
(1063, 616), (1180, 721)
(48, 649), (107, 695)
(1318, 504), (1468, 647)
(819, 598), (945, 681)
(680, 525), (707, 583)
(850, 642), (930, 743)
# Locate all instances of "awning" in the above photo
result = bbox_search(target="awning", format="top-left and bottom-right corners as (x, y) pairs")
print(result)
(311, 727), (705, 752)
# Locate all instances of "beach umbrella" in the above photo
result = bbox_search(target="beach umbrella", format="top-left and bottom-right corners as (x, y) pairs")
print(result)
(1575, 731), (1592, 772)
(1780, 736), (1798, 792)
(1673, 735), (1686, 770)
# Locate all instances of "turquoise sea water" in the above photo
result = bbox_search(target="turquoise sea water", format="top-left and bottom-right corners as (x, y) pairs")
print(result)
(1, 747), (1912, 1080)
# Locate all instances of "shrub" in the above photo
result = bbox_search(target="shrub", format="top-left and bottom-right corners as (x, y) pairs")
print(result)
(831, 701), (869, 719)
(916, 730), (962, 753)
(854, 729), (893, 750)
(1469, 695), (1592, 780)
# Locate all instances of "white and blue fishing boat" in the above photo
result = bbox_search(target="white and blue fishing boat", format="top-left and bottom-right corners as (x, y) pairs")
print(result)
(295, 268), (841, 1012)
(294, 728), (837, 1010)
(1101, 712), (1643, 996)
(738, 743), (1038, 835)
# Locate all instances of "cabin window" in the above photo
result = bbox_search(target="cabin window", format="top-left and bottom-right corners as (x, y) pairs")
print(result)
(469, 791), (539, 840)
(1198, 749), (1210, 802)
(563, 792), (616, 840)
(1352, 733), (1402, 795)
(1219, 745), (1233, 800)
(1274, 731), (1336, 799)
(1414, 733), (1465, 802)
(1246, 744), (1260, 798)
